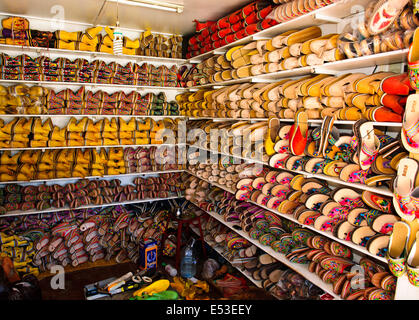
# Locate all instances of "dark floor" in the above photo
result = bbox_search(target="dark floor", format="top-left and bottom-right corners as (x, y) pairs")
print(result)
(38, 242), (274, 300)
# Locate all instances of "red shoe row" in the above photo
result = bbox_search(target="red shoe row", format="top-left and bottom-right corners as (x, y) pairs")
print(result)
(187, 1), (278, 58)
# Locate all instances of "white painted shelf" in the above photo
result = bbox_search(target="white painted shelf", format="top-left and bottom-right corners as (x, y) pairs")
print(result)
(0, 194), (184, 218)
(0, 44), (187, 65)
(0, 79), (186, 91)
(0, 169), (186, 185)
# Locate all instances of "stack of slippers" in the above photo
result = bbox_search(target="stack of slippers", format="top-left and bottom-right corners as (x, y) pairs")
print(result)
(186, 26), (344, 85)
(186, 158), (247, 192)
(271, 0), (336, 23)
(0, 173), (181, 214)
(338, 1), (418, 60)
(187, 1), (277, 58)
(0, 84), (48, 115)
(0, 232), (38, 277)
(0, 116), (179, 150)
(188, 182), (397, 299)
(0, 16), (183, 58)
(0, 16), (31, 46)
(186, 120), (270, 162)
(123, 145), (183, 173)
(0, 53), (182, 89)
(267, 116), (405, 193)
(233, 166), (400, 258)
(177, 71), (409, 122)
(0, 147), (125, 182)
(138, 29), (183, 59)
(0, 204), (174, 274)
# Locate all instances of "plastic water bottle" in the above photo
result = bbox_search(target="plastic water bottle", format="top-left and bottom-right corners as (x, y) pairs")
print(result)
(180, 238), (197, 278)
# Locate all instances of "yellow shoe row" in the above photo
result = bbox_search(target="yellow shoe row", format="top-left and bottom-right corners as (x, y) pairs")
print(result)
(0, 147), (126, 181)
(0, 117), (180, 148)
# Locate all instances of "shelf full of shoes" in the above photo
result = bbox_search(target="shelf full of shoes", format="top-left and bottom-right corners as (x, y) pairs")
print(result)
(184, 154), (390, 264)
(0, 13), (188, 121)
(0, 199), (180, 278)
(187, 202), (339, 300)
(0, 14), (190, 221)
(180, 0), (419, 299)
(183, 173), (399, 300)
(180, 0), (414, 129)
(185, 203), (265, 290)
(181, 109), (414, 298)
(184, 1), (411, 89)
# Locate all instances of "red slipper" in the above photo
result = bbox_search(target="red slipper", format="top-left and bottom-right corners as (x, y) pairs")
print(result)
(257, 5), (274, 19)
(381, 73), (413, 95)
(381, 94), (406, 115)
(193, 20), (216, 33)
(232, 21), (244, 32)
(235, 29), (248, 39)
(218, 27), (232, 38)
(229, 10), (242, 24)
(290, 110), (308, 156)
(245, 12), (259, 26)
(217, 16), (230, 29)
(242, 2), (257, 16)
(372, 107), (403, 122)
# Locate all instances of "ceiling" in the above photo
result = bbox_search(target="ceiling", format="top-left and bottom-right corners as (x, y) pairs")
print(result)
(0, 0), (255, 37)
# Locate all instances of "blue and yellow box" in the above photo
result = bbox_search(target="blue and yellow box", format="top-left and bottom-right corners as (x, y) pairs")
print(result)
(139, 238), (157, 270)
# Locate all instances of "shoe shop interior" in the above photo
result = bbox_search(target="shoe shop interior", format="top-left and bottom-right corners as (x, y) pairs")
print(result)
(0, 0), (418, 303)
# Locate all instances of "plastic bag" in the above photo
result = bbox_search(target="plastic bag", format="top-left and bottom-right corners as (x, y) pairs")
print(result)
(338, 0), (418, 59)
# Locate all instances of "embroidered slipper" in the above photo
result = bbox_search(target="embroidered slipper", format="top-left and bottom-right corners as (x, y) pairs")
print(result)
(333, 220), (356, 241)
(305, 193), (331, 211)
(289, 174), (305, 191)
(297, 210), (321, 226)
(301, 179), (327, 194)
(366, 234), (390, 257)
(392, 157), (419, 221)
(277, 199), (300, 215)
(303, 158), (325, 174)
(358, 121), (380, 170)
(362, 191), (392, 213)
(370, 213), (400, 235)
(351, 226), (378, 248)
(323, 160), (348, 177)
(269, 153), (290, 169)
(331, 188), (361, 204)
(401, 94), (419, 154)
